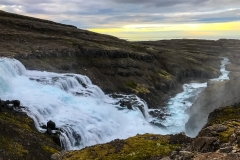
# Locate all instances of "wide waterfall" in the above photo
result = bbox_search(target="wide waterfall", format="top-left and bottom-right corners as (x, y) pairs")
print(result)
(0, 57), (230, 150)
(0, 58), (167, 150)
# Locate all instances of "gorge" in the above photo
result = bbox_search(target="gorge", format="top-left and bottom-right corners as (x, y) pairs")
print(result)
(1, 10), (240, 160)
(0, 56), (229, 151)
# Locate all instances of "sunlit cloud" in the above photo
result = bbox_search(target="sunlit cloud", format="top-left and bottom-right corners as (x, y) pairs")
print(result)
(1, 0), (240, 40)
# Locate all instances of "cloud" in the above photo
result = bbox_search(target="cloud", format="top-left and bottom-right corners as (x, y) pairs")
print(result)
(109, 0), (207, 7)
(110, 0), (240, 9)
(1, 0), (240, 38)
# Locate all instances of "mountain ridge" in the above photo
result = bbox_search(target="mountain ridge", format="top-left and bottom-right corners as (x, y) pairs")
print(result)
(0, 10), (224, 108)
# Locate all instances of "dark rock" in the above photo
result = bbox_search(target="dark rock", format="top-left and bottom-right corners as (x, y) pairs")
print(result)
(220, 143), (231, 148)
(47, 120), (56, 130)
(219, 146), (233, 153)
(119, 100), (133, 110)
(179, 151), (194, 160)
(192, 137), (219, 152)
(11, 100), (20, 107)
(47, 128), (53, 135)
(148, 109), (171, 120)
(150, 121), (166, 129)
(215, 125), (227, 132)
(234, 128), (240, 136)
(169, 133), (192, 145)
(237, 136), (240, 146)
(198, 124), (226, 137)
(2, 100), (10, 107)
(52, 134), (61, 146)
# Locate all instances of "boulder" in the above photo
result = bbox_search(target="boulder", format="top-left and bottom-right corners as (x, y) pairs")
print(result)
(234, 128), (240, 136)
(237, 136), (240, 146)
(179, 151), (194, 160)
(51, 151), (67, 160)
(169, 133), (192, 144)
(11, 100), (20, 106)
(47, 120), (56, 130)
(219, 146), (233, 153)
(47, 128), (53, 135)
(229, 133), (237, 145)
(198, 124), (227, 137)
(193, 153), (226, 160)
(192, 137), (219, 152)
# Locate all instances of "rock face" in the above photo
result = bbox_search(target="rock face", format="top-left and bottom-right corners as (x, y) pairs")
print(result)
(53, 105), (240, 160)
(186, 43), (240, 136)
(0, 10), (225, 108)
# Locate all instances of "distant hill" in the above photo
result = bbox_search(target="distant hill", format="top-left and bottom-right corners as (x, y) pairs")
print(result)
(0, 10), (236, 108)
(2, 10), (240, 160)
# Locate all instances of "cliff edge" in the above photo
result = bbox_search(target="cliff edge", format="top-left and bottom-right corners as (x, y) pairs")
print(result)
(0, 10), (224, 108)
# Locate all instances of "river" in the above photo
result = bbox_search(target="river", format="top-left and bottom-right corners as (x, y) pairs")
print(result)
(0, 57), (230, 150)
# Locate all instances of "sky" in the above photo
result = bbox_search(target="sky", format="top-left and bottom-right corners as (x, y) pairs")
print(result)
(1, 0), (240, 41)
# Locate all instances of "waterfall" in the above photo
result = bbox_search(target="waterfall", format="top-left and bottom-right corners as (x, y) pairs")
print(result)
(0, 57), (230, 150)
(0, 58), (165, 150)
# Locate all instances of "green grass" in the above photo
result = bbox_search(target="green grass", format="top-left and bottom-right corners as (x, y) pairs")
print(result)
(62, 134), (179, 160)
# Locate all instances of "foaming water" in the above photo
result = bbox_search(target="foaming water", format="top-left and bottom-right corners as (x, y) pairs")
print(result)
(0, 57), (230, 150)
(0, 58), (167, 150)
(152, 57), (230, 133)
(211, 57), (230, 81)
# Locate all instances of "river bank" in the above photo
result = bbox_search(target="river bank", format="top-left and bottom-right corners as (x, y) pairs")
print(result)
(185, 46), (240, 137)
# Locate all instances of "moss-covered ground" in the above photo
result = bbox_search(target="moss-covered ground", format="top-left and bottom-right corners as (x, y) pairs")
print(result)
(207, 105), (240, 143)
(61, 134), (180, 160)
(0, 109), (61, 160)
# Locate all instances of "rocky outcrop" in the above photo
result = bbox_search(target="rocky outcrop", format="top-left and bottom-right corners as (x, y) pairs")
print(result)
(0, 100), (61, 160)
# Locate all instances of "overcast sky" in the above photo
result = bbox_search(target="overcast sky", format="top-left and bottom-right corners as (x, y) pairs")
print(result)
(1, 0), (240, 40)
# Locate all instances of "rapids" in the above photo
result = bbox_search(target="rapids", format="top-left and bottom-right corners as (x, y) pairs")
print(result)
(0, 57), (230, 150)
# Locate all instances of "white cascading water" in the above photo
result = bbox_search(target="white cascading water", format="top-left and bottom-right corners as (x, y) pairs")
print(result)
(0, 58), (168, 150)
(0, 57), (230, 150)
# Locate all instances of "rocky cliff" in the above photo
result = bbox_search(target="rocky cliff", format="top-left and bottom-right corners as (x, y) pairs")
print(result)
(186, 40), (240, 137)
(0, 10), (224, 108)
(0, 104), (61, 160)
